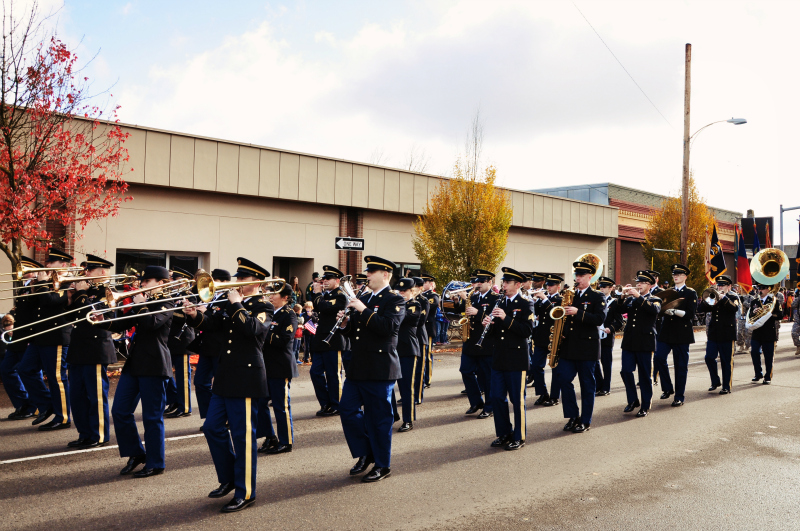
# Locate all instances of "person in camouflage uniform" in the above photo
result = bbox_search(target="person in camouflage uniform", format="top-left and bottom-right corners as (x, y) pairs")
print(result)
(791, 291), (800, 356)
(735, 287), (752, 354)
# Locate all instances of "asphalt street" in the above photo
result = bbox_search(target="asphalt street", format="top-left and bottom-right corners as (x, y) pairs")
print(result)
(2, 325), (799, 530)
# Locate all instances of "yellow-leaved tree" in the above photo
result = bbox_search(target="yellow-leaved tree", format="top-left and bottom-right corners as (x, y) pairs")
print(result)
(642, 176), (715, 292)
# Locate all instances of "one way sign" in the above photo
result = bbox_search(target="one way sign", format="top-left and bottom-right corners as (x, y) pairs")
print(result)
(335, 237), (365, 251)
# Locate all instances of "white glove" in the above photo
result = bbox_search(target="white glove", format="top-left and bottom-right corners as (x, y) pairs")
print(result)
(673, 309), (686, 317)
(664, 309), (675, 316)
(705, 297), (716, 306)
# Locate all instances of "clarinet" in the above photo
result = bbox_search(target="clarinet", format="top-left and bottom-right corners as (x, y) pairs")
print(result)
(476, 290), (504, 348)
(322, 284), (368, 345)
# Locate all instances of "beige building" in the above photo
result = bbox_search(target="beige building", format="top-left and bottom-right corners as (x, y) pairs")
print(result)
(1, 122), (618, 310)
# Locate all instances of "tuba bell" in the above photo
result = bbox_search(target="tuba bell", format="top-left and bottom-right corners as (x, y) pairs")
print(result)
(575, 253), (604, 286)
(746, 248), (788, 330)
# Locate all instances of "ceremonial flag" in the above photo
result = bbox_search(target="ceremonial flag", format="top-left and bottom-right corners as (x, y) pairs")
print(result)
(736, 224), (752, 293)
(705, 222), (727, 283)
(765, 221), (772, 248)
(752, 220), (761, 255)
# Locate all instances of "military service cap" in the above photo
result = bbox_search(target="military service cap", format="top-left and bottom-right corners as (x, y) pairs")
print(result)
(234, 257), (269, 280)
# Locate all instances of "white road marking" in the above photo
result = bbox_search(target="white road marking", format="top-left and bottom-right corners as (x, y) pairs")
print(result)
(0, 433), (205, 465)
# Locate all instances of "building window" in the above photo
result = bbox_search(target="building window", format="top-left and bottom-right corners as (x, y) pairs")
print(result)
(115, 250), (204, 276)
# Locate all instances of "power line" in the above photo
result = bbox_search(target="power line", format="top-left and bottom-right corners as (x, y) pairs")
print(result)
(571, 1), (675, 130)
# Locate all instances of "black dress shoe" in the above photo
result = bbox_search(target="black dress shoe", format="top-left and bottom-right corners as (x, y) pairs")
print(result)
(362, 466), (391, 482)
(563, 418), (578, 431)
(31, 407), (53, 426)
(164, 404), (178, 415)
(543, 399), (559, 407)
(477, 410), (493, 419)
(751, 375), (763, 382)
(491, 434), (511, 448)
(465, 404), (483, 415)
(671, 399), (684, 407)
(350, 455), (374, 475)
(423, 383), (431, 389)
(67, 438), (90, 448)
(208, 482), (235, 498)
(623, 399), (641, 413)
(719, 388), (730, 395)
(505, 440), (525, 451)
(38, 419), (71, 431)
(120, 455), (146, 475)
(166, 409), (192, 419)
(571, 422), (590, 433)
(11, 409), (36, 420)
(460, 389), (468, 394)
(82, 440), (107, 449)
(221, 497), (255, 513)
(315, 406), (328, 416)
(595, 390), (610, 397)
(398, 422), (413, 432)
(393, 412), (401, 423)
(708, 384), (720, 391)
(763, 379), (771, 385)
(533, 395), (550, 406)
(660, 391), (674, 400)
(266, 444), (292, 455)
(636, 408), (648, 418)
(134, 467), (165, 478)
(321, 408), (340, 417)
(258, 436), (279, 453)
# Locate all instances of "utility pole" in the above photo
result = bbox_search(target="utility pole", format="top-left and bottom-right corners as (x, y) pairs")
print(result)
(680, 43), (692, 266)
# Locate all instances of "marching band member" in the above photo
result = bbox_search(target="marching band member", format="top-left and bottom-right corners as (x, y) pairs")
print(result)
(458, 269), (498, 419)
(309, 266), (348, 417)
(618, 272), (661, 417)
(164, 266), (196, 419)
(556, 260), (605, 433)
(654, 264), (697, 407)
(1, 257), (41, 420)
(395, 277), (422, 432)
(483, 267), (534, 450)
(94, 265), (175, 477)
(412, 277), (429, 405)
(193, 269), (231, 424)
(261, 284), (298, 454)
(594, 276), (625, 397)
(18, 247), (75, 430)
(646, 270), (663, 385)
(747, 282), (783, 384)
(698, 275), (739, 394)
(531, 274), (563, 407)
(525, 272), (546, 387)
(420, 273), (439, 390)
(65, 254), (117, 448)
(183, 258), (273, 512)
(337, 256), (404, 482)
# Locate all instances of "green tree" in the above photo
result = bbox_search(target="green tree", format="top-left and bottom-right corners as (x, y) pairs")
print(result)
(642, 176), (715, 292)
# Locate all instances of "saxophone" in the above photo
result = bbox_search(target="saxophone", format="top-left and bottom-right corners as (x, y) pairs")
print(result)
(547, 283), (576, 368)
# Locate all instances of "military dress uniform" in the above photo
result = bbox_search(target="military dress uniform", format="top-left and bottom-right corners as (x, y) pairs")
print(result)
(18, 247), (75, 430)
(340, 256), (405, 482)
(457, 269), (498, 418)
(748, 285), (783, 383)
(647, 277), (664, 384)
(531, 275), (563, 406)
(556, 260), (606, 432)
(413, 277), (429, 404)
(654, 264), (697, 406)
(394, 278), (421, 430)
(488, 267), (534, 450)
(698, 275), (739, 393)
(66, 255), (117, 447)
(261, 296), (298, 453)
(104, 266), (175, 477)
(164, 267), (197, 418)
(619, 272), (662, 416)
(188, 258), (272, 512)
(594, 276), (626, 396)
(309, 266), (348, 416)
(0, 257), (41, 420)
(420, 273), (440, 388)
(193, 270), (230, 419)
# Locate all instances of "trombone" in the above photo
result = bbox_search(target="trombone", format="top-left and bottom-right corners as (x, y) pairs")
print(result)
(0, 264), (84, 281)
(0, 274), (137, 302)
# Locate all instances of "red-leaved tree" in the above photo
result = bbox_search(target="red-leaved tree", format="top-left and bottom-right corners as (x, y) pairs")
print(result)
(0, 1), (130, 273)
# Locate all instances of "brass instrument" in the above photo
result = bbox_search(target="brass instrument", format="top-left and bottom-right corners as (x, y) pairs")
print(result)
(103, 278), (190, 308)
(441, 281), (474, 326)
(700, 287), (725, 305)
(547, 283), (575, 368)
(746, 248), (788, 329)
(575, 253), (605, 286)
(0, 263), (84, 280)
(322, 275), (366, 345)
(0, 274), (135, 302)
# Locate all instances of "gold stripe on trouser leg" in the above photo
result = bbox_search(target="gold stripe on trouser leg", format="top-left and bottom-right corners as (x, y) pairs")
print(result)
(245, 398), (252, 500)
(417, 352), (425, 398)
(729, 341), (734, 389)
(55, 346), (68, 422)
(284, 378), (292, 444)
(96, 365), (105, 443)
(337, 351), (343, 401)
(411, 357), (417, 421)
(183, 355), (190, 413)
(427, 338), (433, 380)
(519, 372), (526, 442)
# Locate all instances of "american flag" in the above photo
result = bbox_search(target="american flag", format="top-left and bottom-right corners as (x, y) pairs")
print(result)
(304, 321), (317, 335)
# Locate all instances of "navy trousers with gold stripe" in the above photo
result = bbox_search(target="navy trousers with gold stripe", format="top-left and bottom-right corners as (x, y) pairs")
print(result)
(705, 340), (734, 391)
(490, 370), (526, 442)
(69, 363), (110, 443)
(205, 395), (259, 500)
(0, 348), (35, 413)
(340, 379), (395, 468)
(256, 396), (276, 439)
(166, 353), (193, 414)
(267, 378), (294, 445)
(397, 356), (417, 423)
(112, 373), (168, 469)
(423, 337), (433, 386)
(18, 344), (70, 424)
(556, 359), (596, 426)
(309, 350), (343, 410)
(751, 339), (775, 381)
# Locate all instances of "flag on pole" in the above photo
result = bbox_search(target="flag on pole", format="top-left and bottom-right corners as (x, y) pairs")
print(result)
(736, 224), (753, 293)
(705, 222), (727, 283)
(765, 221), (772, 248)
(752, 220), (761, 255)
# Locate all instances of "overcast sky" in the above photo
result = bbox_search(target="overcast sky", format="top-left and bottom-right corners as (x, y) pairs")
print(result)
(39, 0), (800, 244)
